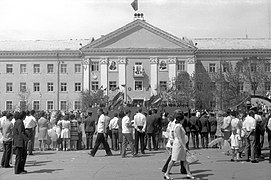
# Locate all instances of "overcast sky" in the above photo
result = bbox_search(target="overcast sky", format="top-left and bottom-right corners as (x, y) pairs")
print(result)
(0, 0), (270, 40)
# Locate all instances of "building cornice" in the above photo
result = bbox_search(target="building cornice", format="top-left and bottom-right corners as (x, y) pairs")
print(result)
(0, 50), (81, 58)
(196, 49), (271, 58)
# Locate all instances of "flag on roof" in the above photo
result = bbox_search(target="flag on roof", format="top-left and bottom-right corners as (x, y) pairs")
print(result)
(131, 0), (138, 11)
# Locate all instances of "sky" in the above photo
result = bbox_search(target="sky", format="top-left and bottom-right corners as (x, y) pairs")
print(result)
(0, 0), (270, 40)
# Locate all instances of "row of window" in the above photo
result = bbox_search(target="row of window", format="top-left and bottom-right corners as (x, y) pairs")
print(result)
(204, 81), (271, 91)
(92, 81), (168, 91)
(5, 63), (82, 74)
(5, 100), (81, 111)
(6, 82), (81, 92)
(208, 63), (271, 73)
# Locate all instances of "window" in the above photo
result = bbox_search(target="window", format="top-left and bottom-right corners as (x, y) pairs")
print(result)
(33, 83), (40, 92)
(61, 82), (67, 92)
(265, 63), (271, 72)
(177, 61), (185, 71)
(75, 83), (81, 92)
(47, 101), (54, 111)
(209, 63), (216, 73)
(265, 82), (271, 91)
(6, 82), (13, 92)
(91, 81), (99, 91)
(6, 64), (13, 73)
(33, 101), (40, 111)
(109, 81), (117, 91)
(47, 82), (54, 92)
(250, 63), (256, 72)
(91, 62), (99, 71)
(160, 81), (167, 91)
(75, 64), (81, 73)
(60, 64), (67, 73)
(20, 64), (27, 73)
(210, 82), (216, 91)
(238, 82), (244, 91)
(60, 101), (67, 111)
(74, 101), (81, 110)
(20, 82), (27, 92)
(135, 81), (143, 91)
(33, 64), (40, 73)
(47, 64), (54, 73)
(222, 63), (229, 73)
(6, 101), (13, 111)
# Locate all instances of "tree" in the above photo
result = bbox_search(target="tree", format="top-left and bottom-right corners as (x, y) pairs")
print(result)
(18, 88), (31, 111)
(81, 89), (109, 111)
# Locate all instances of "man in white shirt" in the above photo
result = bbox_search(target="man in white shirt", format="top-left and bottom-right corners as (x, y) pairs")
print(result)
(24, 110), (37, 155)
(109, 112), (119, 151)
(89, 109), (112, 157)
(133, 108), (146, 155)
(243, 110), (257, 163)
(121, 109), (137, 158)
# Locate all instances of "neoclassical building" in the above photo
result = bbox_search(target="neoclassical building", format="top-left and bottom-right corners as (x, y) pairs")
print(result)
(0, 17), (271, 111)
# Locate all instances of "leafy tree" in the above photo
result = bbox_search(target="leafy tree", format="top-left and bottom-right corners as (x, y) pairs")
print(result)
(81, 89), (109, 111)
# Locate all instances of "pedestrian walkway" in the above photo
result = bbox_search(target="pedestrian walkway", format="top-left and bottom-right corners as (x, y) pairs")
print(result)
(0, 148), (270, 180)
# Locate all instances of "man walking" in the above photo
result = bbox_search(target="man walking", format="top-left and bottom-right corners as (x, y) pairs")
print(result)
(134, 108), (146, 155)
(89, 109), (112, 157)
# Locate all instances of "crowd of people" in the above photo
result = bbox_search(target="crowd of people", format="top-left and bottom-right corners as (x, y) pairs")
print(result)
(0, 105), (271, 178)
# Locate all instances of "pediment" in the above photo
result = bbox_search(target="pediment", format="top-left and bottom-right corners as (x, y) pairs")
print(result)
(81, 20), (195, 51)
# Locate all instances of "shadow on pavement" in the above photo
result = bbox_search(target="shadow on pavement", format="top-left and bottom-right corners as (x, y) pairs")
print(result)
(27, 168), (64, 174)
(33, 152), (57, 155)
(191, 169), (211, 174)
(25, 160), (52, 167)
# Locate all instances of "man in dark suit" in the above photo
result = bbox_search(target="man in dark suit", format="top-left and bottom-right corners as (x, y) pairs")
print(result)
(190, 111), (201, 149)
(13, 111), (29, 174)
(200, 112), (210, 149)
(84, 112), (95, 149)
(209, 112), (217, 143)
(153, 109), (161, 150)
(145, 110), (156, 151)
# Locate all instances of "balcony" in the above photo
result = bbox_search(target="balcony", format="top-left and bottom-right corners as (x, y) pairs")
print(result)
(133, 65), (145, 77)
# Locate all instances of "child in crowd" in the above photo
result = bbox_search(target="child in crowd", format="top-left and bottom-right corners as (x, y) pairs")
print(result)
(229, 128), (241, 161)
(48, 125), (58, 151)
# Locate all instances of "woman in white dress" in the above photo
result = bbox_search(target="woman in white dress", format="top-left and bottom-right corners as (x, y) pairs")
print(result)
(164, 112), (195, 180)
(58, 114), (71, 151)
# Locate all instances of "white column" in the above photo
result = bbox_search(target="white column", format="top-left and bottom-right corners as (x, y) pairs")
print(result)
(100, 58), (108, 95)
(150, 57), (158, 96)
(82, 58), (90, 91)
(118, 57), (127, 101)
(168, 57), (177, 87)
(187, 55), (196, 78)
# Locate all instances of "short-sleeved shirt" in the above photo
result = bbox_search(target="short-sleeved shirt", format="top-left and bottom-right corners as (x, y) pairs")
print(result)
(243, 115), (256, 132)
(122, 115), (131, 134)
(97, 114), (105, 133)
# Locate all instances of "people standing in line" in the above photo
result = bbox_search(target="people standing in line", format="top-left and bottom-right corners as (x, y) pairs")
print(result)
(109, 112), (119, 151)
(24, 110), (37, 155)
(89, 109), (112, 157)
(183, 111), (191, 150)
(59, 114), (71, 151)
(13, 111), (28, 174)
(133, 108), (146, 155)
(121, 109), (137, 158)
(209, 112), (217, 143)
(117, 111), (125, 154)
(243, 110), (258, 163)
(84, 112), (95, 150)
(153, 109), (162, 150)
(190, 111), (200, 149)
(37, 111), (49, 151)
(199, 112), (210, 149)
(164, 112), (195, 180)
(145, 110), (156, 151)
(0, 112), (13, 168)
(70, 114), (79, 151)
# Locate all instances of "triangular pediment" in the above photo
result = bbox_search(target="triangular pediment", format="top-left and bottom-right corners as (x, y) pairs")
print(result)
(81, 19), (195, 51)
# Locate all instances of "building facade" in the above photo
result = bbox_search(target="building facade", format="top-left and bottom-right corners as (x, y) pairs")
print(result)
(0, 19), (271, 111)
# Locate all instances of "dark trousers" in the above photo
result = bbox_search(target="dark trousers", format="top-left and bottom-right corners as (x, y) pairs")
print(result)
(122, 133), (135, 157)
(186, 132), (190, 149)
(154, 131), (161, 150)
(31, 128), (36, 151)
(25, 128), (33, 155)
(14, 145), (27, 174)
(255, 131), (261, 157)
(145, 133), (156, 150)
(267, 130), (271, 162)
(111, 129), (119, 151)
(1, 141), (12, 167)
(85, 132), (94, 149)
(105, 130), (113, 149)
(90, 133), (112, 156)
(245, 133), (256, 161)
(201, 132), (209, 148)
(162, 155), (187, 174)
(191, 131), (199, 148)
(77, 132), (83, 150)
(135, 129), (145, 154)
